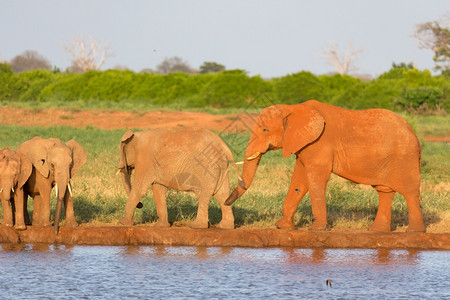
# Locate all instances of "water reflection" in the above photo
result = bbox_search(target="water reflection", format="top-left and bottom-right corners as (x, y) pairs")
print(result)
(0, 244), (448, 299)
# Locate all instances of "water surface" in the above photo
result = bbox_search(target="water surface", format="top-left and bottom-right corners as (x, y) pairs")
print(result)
(0, 244), (448, 299)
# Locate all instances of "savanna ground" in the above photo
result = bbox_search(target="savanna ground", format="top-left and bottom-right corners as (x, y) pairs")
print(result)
(0, 101), (449, 233)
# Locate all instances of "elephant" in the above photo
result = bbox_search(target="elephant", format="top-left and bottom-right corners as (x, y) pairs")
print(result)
(17, 137), (87, 234)
(118, 128), (241, 229)
(0, 148), (32, 230)
(225, 100), (425, 232)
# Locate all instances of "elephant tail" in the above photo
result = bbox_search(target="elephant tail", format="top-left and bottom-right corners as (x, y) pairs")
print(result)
(219, 140), (243, 183)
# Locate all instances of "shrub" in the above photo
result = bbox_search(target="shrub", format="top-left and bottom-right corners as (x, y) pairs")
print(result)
(272, 71), (323, 104)
(201, 70), (272, 107)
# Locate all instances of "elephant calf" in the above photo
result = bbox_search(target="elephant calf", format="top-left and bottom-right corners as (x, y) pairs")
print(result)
(0, 147), (32, 230)
(118, 128), (241, 229)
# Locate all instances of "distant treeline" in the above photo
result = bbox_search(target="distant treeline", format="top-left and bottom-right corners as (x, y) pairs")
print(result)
(0, 63), (448, 112)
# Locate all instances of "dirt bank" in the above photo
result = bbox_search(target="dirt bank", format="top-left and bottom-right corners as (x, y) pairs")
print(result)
(0, 226), (448, 249)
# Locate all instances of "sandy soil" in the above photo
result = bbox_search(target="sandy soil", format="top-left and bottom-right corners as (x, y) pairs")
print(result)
(0, 106), (257, 133)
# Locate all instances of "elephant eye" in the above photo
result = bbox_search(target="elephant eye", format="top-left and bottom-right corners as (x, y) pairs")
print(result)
(262, 128), (268, 132)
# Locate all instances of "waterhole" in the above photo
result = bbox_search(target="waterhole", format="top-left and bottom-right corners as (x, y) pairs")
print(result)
(0, 244), (448, 299)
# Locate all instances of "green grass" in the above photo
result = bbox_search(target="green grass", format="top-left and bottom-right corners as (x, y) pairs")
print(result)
(0, 121), (448, 232)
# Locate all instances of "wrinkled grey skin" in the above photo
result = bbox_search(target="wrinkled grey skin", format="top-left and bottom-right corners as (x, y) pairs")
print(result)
(0, 148), (32, 230)
(17, 137), (86, 234)
(118, 128), (240, 229)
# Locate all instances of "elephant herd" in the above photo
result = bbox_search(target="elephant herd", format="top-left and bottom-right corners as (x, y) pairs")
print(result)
(0, 101), (426, 234)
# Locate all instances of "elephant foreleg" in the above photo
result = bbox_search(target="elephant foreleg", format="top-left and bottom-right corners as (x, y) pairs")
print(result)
(1, 197), (13, 226)
(32, 193), (52, 227)
(119, 171), (152, 226)
(64, 189), (78, 227)
(369, 187), (395, 232)
(306, 167), (331, 230)
(152, 183), (169, 228)
(276, 159), (309, 229)
(13, 189), (26, 230)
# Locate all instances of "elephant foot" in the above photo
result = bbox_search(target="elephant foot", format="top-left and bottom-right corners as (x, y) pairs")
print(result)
(368, 222), (391, 232)
(14, 224), (27, 231)
(275, 218), (296, 230)
(190, 219), (209, 229)
(308, 221), (329, 231)
(65, 219), (79, 227)
(154, 220), (170, 228)
(217, 220), (235, 229)
(406, 223), (425, 233)
(119, 217), (134, 226)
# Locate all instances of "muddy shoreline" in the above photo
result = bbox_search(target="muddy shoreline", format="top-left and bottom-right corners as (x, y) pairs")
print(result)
(0, 226), (448, 250)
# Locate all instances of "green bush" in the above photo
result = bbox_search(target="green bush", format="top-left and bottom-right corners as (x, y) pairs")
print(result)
(272, 71), (323, 104)
(0, 65), (448, 112)
(201, 70), (272, 107)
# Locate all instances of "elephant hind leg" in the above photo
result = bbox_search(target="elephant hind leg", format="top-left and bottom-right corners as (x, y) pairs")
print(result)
(152, 183), (170, 228)
(190, 191), (213, 229)
(402, 190), (425, 232)
(369, 186), (395, 232)
(214, 182), (235, 229)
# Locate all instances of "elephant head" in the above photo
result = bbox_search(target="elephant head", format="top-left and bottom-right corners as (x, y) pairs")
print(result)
(225, 104), (325, 205)
(0, 148), (32, 228)
(18, 137), (86, 233)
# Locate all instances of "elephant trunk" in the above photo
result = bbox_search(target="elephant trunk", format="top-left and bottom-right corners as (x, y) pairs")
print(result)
(225, 146), (262, 205)
(53, 174), (69, 234)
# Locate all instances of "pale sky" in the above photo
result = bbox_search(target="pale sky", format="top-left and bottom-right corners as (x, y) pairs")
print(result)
(1, 0), (449, 77)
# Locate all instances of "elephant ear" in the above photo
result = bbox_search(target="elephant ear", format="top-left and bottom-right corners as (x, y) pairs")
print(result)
(119, 131), (134, 169)
(66, 139), (87, 177)
(17, 153), (32, 188)
(18, 139), (51, 178)
(282, 106), (325, 158)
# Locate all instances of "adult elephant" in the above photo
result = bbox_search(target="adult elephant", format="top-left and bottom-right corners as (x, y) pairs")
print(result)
(118, 128), (241, 229)
(17, 137), (86, 234)
(225, 100), (425, 232)
(0, 148), (32, 230)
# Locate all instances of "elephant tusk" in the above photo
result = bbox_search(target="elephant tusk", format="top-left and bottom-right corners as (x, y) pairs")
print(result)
(236, 161), (244, 165)
(0, 188), (3, 193)
(11, 187), (14, 193)
(55, 184), (58, 198)
(246, 152), (261, 160)
(116, 169), (121, 175)
(68, 182), (73, 197)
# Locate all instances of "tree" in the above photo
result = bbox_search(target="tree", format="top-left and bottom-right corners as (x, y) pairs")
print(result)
(414, 14), (450, 71)
(9, 50), (52, 73)
(322, 42), (363, 75)
(156, 56), (196, 74)
(64, 36), (112, 73)
(199, 61), (225, 73)
(392, 62), (415, 69)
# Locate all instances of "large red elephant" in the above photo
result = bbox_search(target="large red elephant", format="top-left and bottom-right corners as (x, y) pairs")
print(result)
(225, 100), (425, 232)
